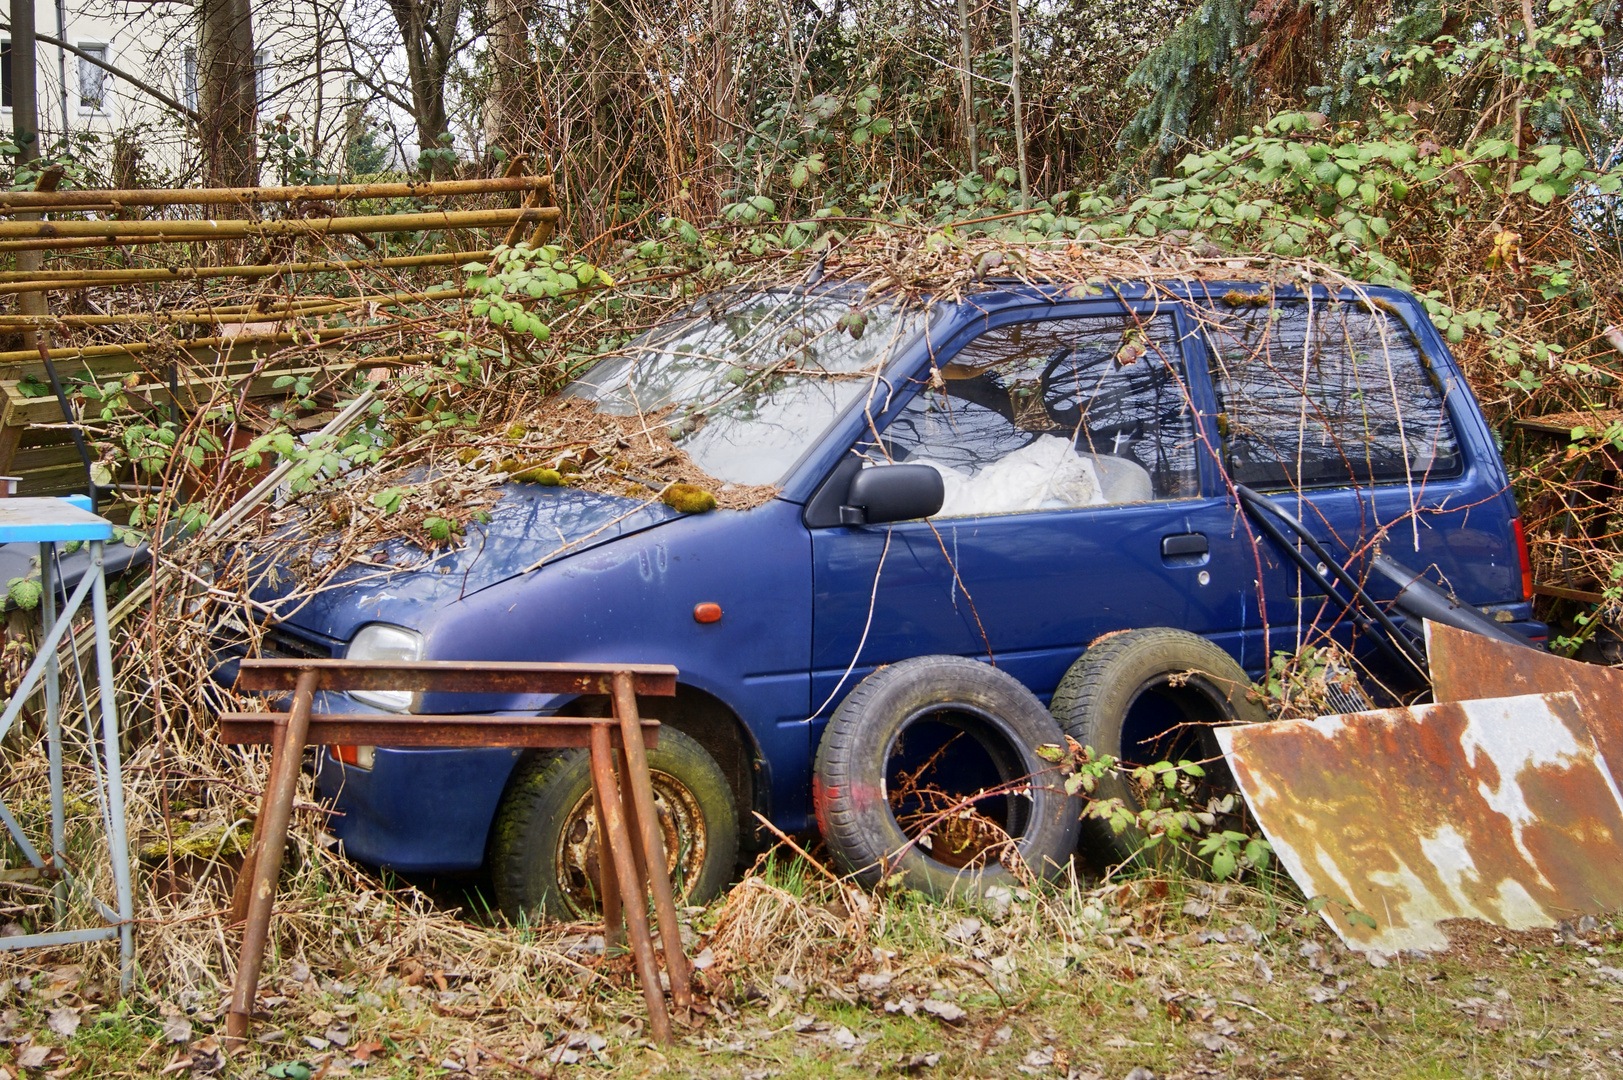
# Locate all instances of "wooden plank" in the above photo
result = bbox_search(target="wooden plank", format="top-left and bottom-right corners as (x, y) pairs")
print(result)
(1533, 583), (1608, 604)
(20, 426), (78, 449)
(0, 422), (19, 475)
(15, 463), (89, 498)
(14, 442), (94, 471)
(2, 365), (349, 426)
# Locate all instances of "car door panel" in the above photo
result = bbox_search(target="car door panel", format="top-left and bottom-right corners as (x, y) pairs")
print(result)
(809, 303), (1239, 721)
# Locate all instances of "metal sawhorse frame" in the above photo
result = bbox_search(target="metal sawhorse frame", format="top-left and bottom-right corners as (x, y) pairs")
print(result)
(0, 496), (134, 991)
(219, 658), (693, 1046)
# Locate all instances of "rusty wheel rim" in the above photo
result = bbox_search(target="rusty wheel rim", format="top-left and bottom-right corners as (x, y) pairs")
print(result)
(553, 769), (708, 918)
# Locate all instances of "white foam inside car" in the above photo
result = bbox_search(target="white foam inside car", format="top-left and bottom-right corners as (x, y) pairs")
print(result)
(911, 434), (1155, 517)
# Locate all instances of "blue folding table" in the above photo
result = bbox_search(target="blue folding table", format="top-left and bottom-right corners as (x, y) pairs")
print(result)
(0, 497), (134, 991)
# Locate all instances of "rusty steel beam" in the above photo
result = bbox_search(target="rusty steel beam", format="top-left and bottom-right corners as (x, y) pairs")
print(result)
(0, 206), (557, 241)
(232, 658), (679, 696)
(0, 174), (551, 211)
(1428, 620), (1623, 780)
(1216, 691), (1623, 955)
(219, 714), (660, 749)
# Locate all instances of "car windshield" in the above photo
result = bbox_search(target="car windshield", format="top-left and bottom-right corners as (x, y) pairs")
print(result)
(564, 290), (923, 486)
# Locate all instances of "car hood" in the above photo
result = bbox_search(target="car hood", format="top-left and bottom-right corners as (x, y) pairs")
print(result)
(259, 484), (682, 643)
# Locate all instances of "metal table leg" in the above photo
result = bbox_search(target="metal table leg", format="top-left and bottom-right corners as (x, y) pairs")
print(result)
(39, 543), (64, 925)
(588, 723), (672, 1045)
(225, 668), (318, 1046)
(89, 542), (135, 993)
(611, 673), (692, 1010)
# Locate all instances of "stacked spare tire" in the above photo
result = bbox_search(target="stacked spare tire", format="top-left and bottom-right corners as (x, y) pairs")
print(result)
(812, 631), (1265, 893)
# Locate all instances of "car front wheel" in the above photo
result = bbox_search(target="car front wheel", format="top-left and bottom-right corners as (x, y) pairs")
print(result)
(489, 728), (738, 923)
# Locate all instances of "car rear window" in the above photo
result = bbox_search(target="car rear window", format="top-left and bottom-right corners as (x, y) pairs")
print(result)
(1198, 298), (1462, 490)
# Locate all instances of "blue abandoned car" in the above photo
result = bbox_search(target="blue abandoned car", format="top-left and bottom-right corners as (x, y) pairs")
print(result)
(221, 279), (1542, 917)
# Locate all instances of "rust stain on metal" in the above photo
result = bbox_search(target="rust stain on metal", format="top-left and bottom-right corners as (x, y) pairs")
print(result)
(1216, 692), (1623, 954)
(1429, 620), (1623, 780)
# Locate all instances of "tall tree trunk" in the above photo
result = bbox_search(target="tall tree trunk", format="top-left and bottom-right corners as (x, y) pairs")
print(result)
(198, 0), (259, 188)
(707, 0), (734, 210)
(483, 0), (533, 160)
(1008, 0), (1028, 208)
(386, 0), (463, 173)
(957, 0), (977, 173)
(11, 0), (43, 351)
(588, 0), (610, 186)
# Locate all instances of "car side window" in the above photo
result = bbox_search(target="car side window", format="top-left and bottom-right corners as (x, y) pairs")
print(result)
(1200, 300), (1462, 490)
(881, 314), (1199, 518)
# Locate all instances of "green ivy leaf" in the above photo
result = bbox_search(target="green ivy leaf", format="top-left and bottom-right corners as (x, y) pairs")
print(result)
(7, 577), (42, 610)
(1528, 182), (1556, 205)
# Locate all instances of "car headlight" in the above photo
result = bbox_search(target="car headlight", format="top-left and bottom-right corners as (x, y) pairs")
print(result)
(345, 623), (424, 712)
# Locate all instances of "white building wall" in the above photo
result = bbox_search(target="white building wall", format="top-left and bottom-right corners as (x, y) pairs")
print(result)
(2, 0), (352, 184)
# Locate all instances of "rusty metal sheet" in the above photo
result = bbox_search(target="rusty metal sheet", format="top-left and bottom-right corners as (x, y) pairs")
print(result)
(1216, 692), (1623, 955)
(1428, 619), (1623, 781)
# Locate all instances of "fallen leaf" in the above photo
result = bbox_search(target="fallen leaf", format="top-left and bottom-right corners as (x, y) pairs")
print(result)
(45, 1009), (79, 1039)
(899, 1051), (942, 1071)
(15, 1046), (49, 1069)
(161, 1015), (193, 1044)
(1022, 1047), (1055, 1068)
(350, 1040), (384, 1062)
(920, 999), (965, 1023)
(306, 1010), (334, 1028)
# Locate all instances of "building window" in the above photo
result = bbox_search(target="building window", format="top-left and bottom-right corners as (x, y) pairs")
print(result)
(182, 46), (197, 112)
(78, 43), (109, 112)
(253, 48), (272, 101)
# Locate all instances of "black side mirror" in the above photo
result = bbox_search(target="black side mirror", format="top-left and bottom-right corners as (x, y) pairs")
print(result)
(839, 465), (944, 525)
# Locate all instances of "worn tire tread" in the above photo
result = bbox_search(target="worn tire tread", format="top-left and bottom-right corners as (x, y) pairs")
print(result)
(489, 729), (737, 923)
(1050, 629), (1264, 863)
(814, 655), (1081, 895)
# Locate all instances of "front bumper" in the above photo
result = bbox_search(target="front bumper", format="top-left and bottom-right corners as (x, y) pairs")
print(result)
(315, 738), (524, 874)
